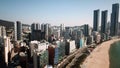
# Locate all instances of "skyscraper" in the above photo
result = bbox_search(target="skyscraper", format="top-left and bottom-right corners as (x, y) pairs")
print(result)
(36, 23), (40, 30)
(43, 23), (51, 41)
(93, 9), (100, 31)
(31, 23), (41, 41)
(84, 24), (89, 36)
(4, 37), (11, 65)
(16, 21), (22, 40)
(0, 26), (6, 38)
(41, 23), (45, 32)
(44, 24), (49, 41)
(60, 24), (65, 37)
(101, 10), (108, 33)
(110, 3), (119, 36)
(31, 23), (40, 31)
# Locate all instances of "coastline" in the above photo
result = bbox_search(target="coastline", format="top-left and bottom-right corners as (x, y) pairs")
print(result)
(82, 39), (120, 68)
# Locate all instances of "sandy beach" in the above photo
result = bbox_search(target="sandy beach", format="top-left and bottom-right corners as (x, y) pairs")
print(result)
(82, 39), (120, 68)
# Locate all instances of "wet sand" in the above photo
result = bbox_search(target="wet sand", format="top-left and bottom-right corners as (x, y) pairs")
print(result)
(82, 39), (120, 68)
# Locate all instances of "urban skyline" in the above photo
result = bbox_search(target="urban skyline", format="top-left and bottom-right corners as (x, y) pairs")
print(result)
(0, 1), (120, 68)
(0, 0), (120, 26)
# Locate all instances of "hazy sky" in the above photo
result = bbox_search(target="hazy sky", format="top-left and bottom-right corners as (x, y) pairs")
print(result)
(0, 0), (120, 26)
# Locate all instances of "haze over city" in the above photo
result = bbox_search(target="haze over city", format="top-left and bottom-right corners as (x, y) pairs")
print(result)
(0, 0), (120, 26)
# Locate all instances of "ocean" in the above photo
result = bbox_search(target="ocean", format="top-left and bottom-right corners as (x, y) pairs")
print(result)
(109, 41), (120, 68)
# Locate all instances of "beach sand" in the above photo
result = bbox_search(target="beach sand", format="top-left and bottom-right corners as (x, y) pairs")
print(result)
(82, 39), (120, 68)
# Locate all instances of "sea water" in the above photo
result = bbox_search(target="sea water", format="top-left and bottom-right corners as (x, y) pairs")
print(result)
(109, 41), (120, 68)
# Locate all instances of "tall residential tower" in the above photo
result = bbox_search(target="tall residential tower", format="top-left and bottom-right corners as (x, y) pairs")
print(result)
(101, 10), (108, 33)
(31, 23), (41, 41)
(110, 3), (119, 36)
(93, 9), (100, 31)
(16, 21), (22, 40)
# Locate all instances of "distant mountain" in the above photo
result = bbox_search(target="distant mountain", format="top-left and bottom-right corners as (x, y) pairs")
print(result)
(0, 19), (14, 29)
(22, 24), (30, 27)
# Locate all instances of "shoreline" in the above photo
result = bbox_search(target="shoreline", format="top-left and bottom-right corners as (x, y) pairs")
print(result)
(82, 39), (120, 68)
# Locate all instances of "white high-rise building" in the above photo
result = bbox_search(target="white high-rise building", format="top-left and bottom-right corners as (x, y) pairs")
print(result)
(0, 26), (6, 38)
(14, 22), (17, 41)
(4, 37), (12, 65)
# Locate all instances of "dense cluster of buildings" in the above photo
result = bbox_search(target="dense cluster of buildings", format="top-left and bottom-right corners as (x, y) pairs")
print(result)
(0, 3), (119, 68)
